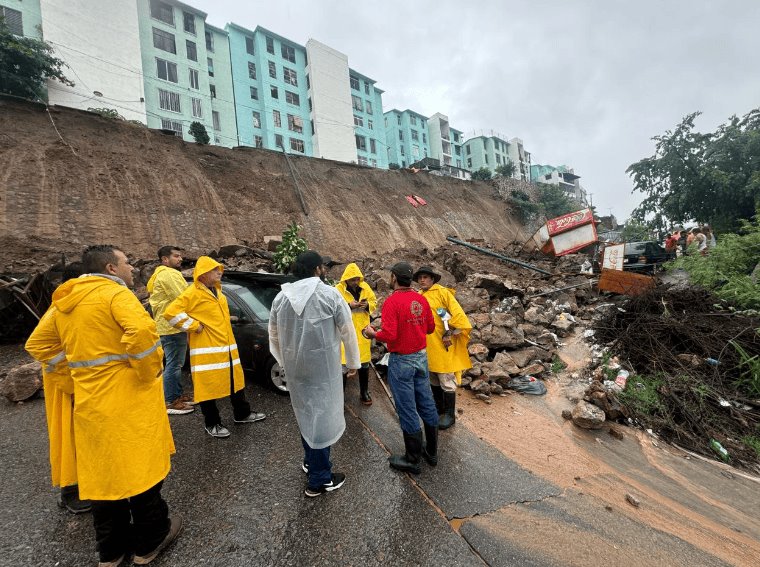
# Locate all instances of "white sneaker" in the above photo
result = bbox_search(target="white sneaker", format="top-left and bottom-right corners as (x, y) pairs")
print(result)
(205, 424), (230, 438)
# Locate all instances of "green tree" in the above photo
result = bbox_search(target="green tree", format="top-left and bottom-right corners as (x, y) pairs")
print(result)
(495, 161), (516, 178)
(471, 167), (492, 181)
(0, 17), (74, 101)
(620, 219), (652, 241)
(509, 190), (541, 223)
(628, 109), (760, 233)
(189, 121), (210, 144)
(537, 183), (576, 218)
(273, 223), (308, 273)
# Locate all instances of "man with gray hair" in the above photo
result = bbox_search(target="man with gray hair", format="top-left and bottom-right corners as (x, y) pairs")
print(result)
(269, 250), (361, 497)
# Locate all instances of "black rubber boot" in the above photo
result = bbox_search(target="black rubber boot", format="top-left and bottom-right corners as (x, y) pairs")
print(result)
(430, 383), (444, 415)
(58, 484), (92, 514)
(389, 430), (423, 474)
(359, 367), (372, 406)
(438, 391), (456, 430)
(422, 422), (438, 466)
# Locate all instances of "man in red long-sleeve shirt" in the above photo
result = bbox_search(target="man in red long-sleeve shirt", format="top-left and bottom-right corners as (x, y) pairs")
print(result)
(364, 262), (439, 474)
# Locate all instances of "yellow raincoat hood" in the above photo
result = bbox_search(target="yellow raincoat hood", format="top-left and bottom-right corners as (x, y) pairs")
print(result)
(193, 256), (223, 285)
(335, 263), (377, 364)
(339, 263), (364, 283)
(53, 275), (124, 314)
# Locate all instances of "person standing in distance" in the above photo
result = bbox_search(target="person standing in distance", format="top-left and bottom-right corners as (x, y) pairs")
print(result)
(269, 251), (361, 497)
(147, 246), (193, 415)
(26, 245), (180, 567)
(363, 262), (439, 474)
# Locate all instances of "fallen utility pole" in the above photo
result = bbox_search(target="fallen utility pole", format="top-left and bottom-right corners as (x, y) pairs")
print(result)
(446, 236), (552, 277)
(278, 143), (309, 216)
(527, 280), (597, 299)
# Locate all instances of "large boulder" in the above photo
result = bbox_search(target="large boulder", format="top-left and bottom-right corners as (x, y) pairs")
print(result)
(523, 305), (551, 325)
(491, 351), (521, 375)
(468, 343), (490, 362)
(0, 361), (42, 402)
(456, 288), (491, 314)
(571, 401), (606, 429)
(481, 323), (525, 349)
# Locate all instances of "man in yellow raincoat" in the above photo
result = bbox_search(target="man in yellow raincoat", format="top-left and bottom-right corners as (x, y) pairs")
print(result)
(164, 256), (265, 439)
(335, 262), (377, 405)
(147, 245), (193, 415)
(25, 245), (180, 567)
(413, 266), (472, 429)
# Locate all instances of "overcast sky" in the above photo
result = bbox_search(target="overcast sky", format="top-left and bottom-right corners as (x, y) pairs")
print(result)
(193, 0), (760, 221)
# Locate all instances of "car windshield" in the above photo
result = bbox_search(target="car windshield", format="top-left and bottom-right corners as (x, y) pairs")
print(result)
(234, 286), (279, 321)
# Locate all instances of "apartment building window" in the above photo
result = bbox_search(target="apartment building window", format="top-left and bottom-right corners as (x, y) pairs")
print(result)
(252, 111), (261, 129)
(0, 6), (22, 35)
(396, 115), (401, 125)
(412, 145), (420, 158)
(268, 61), (276, 79)
(364, 82), (370, 95)
(266, 36), (274, 54)
(281, 44), (296, 63)
(370, 139), (376, 154)
(496, 154), (501, 164)
(270, 86), (278, 99)
(308, 97), (312, 111)
(455, 146), (461, 156)
(285, 91), (300, 105)
(273, 110), (281, 127)
(283, 67), (298, 86)
(384, 117), (388, 128)
(483, 139), (487, 150)
(410, 115), (417, 126)
(466, 145), (471, 155)
(205, 30), (214, 52)
(156, 58), (177, 83)
(484, 154), (488, 164)
(161, 118), (182, 136)
(400, 146), (405, 156)
(287, 114), (303, 133)
(250, 86), (258, 100)
(152, 28), (176, 54)
(358, 156), (368, 166)
(368, 119), (373, 130)
(254, 135), (263, 148)
(467, 158), (472, 168)
(209, 84), (216, 98)
(186, 40), (197, 62)
(207, 58), (214, 77)
(158, 89), (181, 113)
(248, 62), (257, 80)
(365, 100), (373, 114)
(275, 134), (283, 148)
(189, 69), (199, 90)
(371, 158), (377, 168)
(422, 133), (426, 143)
(311, 120), (315, 135)
(355, 135), (367, 151)
(453, 133), (459, 143)
(351, 95), (363, 112)
(212, 111), (220, 131)
(398, 130), (403, 141)
(411, 130), (419, 141)
(245, 36), (255, 55)
(353, 115), (363, 127)
(150, 0), (174, 26)
(290, 138), (304, 153)
(183, 12), (195, 34)
(191, 97), (203, 118)
(350, 75), (359, 91)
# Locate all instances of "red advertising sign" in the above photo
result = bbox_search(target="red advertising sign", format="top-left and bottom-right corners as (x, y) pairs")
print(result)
(546, 209), (594, 236)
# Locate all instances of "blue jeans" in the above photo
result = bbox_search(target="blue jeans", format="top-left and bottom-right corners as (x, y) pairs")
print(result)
(301, 436), (332, 488)
(387, 350), (439, 433)
(160, 333), (187, 404)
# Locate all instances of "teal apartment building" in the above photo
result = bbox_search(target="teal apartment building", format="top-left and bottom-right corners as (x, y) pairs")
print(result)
(0, 0), (42, 38)
(463, 133), (532, 181)
(350, 70), (387, 167)
(383, 109), (430, 167)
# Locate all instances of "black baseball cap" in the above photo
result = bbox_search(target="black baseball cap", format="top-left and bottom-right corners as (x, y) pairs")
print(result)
(388, 261), (413, 279)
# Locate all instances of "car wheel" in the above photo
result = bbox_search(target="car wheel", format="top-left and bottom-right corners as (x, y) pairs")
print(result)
(264, 357), (289, 395)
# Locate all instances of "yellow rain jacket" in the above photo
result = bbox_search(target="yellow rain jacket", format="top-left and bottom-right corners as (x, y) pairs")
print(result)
(26, 307), (77, 488)
(163, 257), (244, 402)
(335, 263), (377, 364)
(420, 283), (473, 380)
(25, 274), (173, 501)
(147, 265), (189, 336)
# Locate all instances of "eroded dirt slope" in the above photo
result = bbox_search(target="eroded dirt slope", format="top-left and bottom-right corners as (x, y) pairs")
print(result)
(0, 99), (529, 269)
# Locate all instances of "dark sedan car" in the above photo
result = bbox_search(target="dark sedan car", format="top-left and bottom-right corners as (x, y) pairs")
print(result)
(220, 271), (294, 395)
(623, 241), (675, 273)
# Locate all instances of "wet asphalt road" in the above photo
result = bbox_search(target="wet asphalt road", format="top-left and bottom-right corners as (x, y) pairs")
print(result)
(0, 368), (738, 567)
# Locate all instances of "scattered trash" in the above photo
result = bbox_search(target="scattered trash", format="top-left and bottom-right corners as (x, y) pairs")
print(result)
(625, 493), (641, 508)
(506, 375), (547, 396)
(615, 369), (629, 389)
(709, 439), (730, 462)
(705, 358), (720, 367)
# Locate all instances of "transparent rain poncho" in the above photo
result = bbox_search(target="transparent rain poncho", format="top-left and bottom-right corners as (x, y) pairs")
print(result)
(269, 277), (360, 449)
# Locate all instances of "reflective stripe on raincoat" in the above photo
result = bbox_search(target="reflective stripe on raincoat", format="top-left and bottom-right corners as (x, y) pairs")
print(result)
(147, 265), (189, 336)
(25, 307), (77, 488)
(163, 256), (244, 403)
(335, 263), (377, 364)
(269, 277), (360, 449)
(420, 283), (472, 380)
(25, 274), (173, 501)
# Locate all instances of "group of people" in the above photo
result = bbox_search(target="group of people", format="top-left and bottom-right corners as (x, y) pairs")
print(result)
(665, 225), (717, 256)
(24, 245), (473, 565)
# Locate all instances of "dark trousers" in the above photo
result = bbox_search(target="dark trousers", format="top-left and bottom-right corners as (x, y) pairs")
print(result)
(91, 481), (170, 562)
(301, 436), (332, 488)
(199, 368), (250, 427)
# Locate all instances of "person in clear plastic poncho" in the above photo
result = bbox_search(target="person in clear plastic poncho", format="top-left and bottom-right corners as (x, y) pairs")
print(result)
(269, 251), (360, 497)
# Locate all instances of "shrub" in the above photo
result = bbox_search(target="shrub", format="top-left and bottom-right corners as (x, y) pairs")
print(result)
(189, 121), (210, 145)
(471, 167), (492, 181)
(273, 222), (308, 273)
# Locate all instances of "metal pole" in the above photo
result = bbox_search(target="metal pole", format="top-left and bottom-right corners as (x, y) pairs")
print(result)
(446, 236), (552, 276)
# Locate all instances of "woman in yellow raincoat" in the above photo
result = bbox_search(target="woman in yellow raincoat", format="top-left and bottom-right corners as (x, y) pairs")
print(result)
(335, 263), (377, 405)
(413, 266), (472, 429)
(164, 256), (265, 438)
